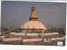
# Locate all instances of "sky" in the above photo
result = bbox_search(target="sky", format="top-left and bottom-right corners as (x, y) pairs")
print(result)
(1, 1), (66, 29)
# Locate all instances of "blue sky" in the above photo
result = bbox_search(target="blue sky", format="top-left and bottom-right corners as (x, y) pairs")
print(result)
(1, 1), (66, 29)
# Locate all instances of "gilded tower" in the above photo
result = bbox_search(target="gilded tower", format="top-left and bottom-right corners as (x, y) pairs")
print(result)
(29, 5), (38, 20)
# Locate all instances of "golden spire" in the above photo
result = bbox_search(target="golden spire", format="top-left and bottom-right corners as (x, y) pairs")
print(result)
(29, 5), (38, 20)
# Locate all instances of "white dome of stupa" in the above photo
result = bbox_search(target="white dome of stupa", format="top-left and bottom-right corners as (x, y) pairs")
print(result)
(21, 20), (47, 30)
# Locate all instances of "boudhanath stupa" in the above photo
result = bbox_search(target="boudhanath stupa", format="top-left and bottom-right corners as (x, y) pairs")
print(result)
(0, 5), (65, 45)
(21, 5), (47, 33)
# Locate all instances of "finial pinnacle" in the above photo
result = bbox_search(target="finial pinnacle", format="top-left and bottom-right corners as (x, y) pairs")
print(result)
(29, 4), (38, 20)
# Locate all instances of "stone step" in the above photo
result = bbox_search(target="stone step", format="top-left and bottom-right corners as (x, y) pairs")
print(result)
(2, 36), (65, 43)
(10, 32), (59, 37)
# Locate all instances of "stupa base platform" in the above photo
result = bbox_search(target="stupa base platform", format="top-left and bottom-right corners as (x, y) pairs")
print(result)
(1, 36), (65, 45)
